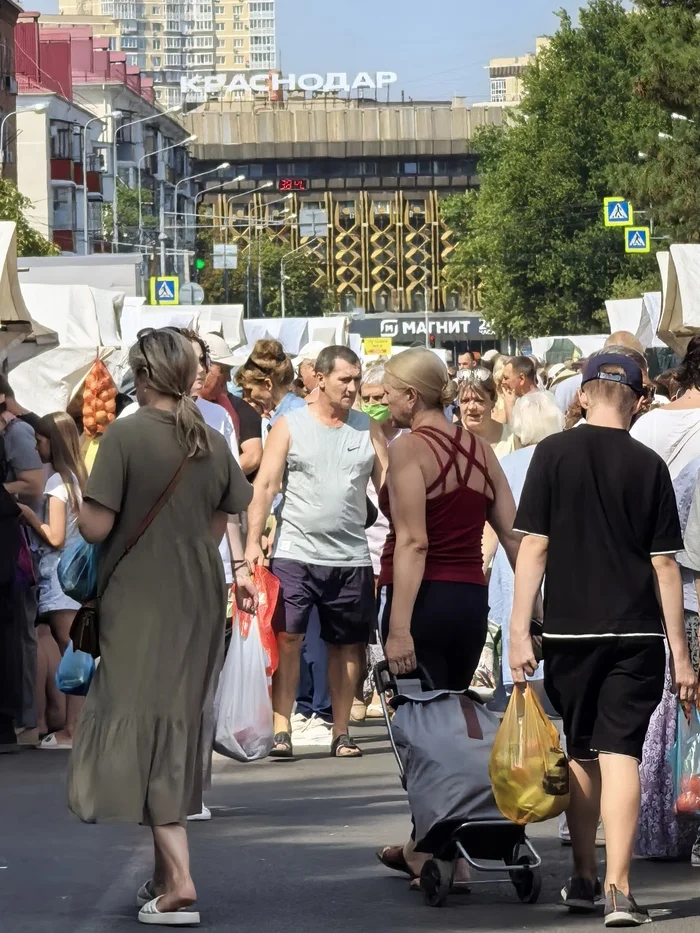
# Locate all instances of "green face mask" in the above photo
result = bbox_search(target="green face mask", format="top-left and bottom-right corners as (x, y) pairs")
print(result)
(361, 401), (391, 423)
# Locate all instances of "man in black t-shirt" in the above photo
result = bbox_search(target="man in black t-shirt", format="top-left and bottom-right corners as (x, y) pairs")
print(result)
(509, 353), (696, 928)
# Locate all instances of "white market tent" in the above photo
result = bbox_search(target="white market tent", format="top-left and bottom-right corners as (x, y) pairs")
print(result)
(656, 245), (700, 353)
(0, 222), (33, 362)
(10, 284), (129, 416)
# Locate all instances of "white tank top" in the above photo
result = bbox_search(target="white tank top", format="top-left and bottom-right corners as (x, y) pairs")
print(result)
(272, 405), (374, 567)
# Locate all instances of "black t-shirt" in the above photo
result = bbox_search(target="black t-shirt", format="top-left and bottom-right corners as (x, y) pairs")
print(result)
(514, 424), (683, 637)
(228, 394), (262, 448)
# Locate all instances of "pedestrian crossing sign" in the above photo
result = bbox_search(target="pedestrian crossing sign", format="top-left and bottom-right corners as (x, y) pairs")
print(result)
(625, 227), (651, 254)
(604, 198), (634, 227)
(149, 276), (179, 305)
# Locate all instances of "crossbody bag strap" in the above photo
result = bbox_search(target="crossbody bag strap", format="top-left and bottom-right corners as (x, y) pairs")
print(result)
(123, 454), (189, 555)
(101, 455), (189, 595)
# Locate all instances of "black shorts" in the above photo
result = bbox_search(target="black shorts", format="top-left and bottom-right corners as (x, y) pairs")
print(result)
(379, 580), (488, 692)
(543, 636), (665, 762)
(270, 558), (375, 646)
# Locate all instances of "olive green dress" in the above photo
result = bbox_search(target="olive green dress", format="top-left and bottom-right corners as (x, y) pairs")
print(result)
(68, 408), (252, 826)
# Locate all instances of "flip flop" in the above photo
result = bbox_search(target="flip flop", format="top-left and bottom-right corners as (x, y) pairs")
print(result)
(137, 880), (157, 908)
(138, 896), (200, 926)
(39, 733), (72, 750)
(376, 845), (417, 879)
(330, 734), (362, 758)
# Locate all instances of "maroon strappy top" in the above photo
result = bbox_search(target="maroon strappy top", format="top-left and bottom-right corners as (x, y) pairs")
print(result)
(378, 426), (495, 587)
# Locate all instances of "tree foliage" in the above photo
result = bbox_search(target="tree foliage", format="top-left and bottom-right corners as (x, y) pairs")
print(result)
(197, 228), (335, 315)
(103, 185), (156, 248)
(442, 0), (700, 338)
(0, 178), (58, 256)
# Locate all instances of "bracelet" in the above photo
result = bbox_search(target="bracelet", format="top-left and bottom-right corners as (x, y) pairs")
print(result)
(233, 559), (251, 575)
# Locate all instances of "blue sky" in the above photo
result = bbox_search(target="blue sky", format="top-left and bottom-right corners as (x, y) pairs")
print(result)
(27, 0), (583, 100)
(278, 0), (583, 101)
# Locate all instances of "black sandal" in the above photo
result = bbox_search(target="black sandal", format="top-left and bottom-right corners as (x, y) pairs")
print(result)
(269, 732), (293, 759)
(330, 734), (362, 758)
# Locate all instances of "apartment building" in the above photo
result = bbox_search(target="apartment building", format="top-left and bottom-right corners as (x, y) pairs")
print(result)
(54, 0), (276, 109)
(488, 36), (548, 105)
(15, 12), (194, 254)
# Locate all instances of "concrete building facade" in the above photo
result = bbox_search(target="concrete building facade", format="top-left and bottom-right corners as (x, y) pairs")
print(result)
(183, 96), (506, 314)
(488, 36), (548, 104)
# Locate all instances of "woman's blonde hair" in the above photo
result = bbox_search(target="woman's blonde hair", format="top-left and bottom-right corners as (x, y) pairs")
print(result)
(236, 339), (294, 390)
(130, 329), (210, 458)
(36, 412), (87, 512)
(511, 391), (564, 446)
(385, 348), (456, 408)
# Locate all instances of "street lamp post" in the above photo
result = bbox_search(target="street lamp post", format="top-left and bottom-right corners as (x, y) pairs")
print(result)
(82, 111), (122, 256)
(174, 164), (237, 272)
(0, 103), (48, 171)
(137, 134), (197, 245)
(111, 104), (182, 253)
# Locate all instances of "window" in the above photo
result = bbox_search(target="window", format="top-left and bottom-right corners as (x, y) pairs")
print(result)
(403, 162), (417, 174)
(152, 38), (161, 48)
(233, 38), (243, 47)
(152, 4), (160, 11)
(215, 4), (224, 11)
(232, 4), (242, 12)
(108, 37), (117, 50)
(153, 21), (161, 30)
(490, 78), (506, 103)
(216, 22), (224, 29)
(165, 53), (183, 65)
(52, 187), (73, 230)
(126, 53), (139, 66)
(234, 55), (244, 64)
(216, 55), (225, 64)
(50, 120), (73, 159)
(248, 164), (263, 178)
(232, 21), (244, 29)
(217, 38), (225, 46)
(138, 37), (147, 49)
(195, 18), (212, 29)
(250, 1), (274, 11)
(152, 55), (161, 65)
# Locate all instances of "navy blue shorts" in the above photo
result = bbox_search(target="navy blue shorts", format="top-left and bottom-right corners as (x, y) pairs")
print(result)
(270, 558), (375, 646)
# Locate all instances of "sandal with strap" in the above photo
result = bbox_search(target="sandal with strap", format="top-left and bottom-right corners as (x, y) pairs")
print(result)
(330, 734), (362, 758)
(137, 880), (157, 908)
(376, 845), (417, 879)
(138, 896), (199, 926)
(269, 732), (293, 759)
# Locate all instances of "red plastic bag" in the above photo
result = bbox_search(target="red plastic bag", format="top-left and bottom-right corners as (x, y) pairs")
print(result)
(236, 565), (279, 677)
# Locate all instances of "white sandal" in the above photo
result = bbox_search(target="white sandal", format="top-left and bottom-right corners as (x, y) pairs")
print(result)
(138, 896), (200, 926)
(136, 880), (156, 908)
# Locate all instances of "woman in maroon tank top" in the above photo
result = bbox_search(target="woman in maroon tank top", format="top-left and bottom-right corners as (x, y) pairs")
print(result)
(376, 349), (523, 884)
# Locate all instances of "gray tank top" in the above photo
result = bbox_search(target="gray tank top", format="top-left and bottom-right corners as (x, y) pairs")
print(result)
(272, 405), (375, 567)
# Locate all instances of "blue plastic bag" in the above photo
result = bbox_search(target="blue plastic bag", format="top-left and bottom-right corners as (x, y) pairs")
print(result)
(57, 537), (98, 604)
(671, 705), (700, 819)
(56, 641), (95, 696)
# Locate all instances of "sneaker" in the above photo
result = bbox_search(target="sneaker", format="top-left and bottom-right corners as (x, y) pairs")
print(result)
(604, 885), (651, 927)
(291, 713), (311, 735)
(187, 804), (212, 822)
(294, 715), (333, 746)
(560, 876), (602, 912)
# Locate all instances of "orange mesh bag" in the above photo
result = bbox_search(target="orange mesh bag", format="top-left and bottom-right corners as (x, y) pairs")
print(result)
(82, 359), (117, 438)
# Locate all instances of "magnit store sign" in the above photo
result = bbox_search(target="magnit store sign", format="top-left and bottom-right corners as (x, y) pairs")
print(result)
(349, 315), (495, 343)
(181, 71), (398, 97)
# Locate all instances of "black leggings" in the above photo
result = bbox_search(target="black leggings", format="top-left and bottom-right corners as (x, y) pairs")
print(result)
(379, 581), (489, 691)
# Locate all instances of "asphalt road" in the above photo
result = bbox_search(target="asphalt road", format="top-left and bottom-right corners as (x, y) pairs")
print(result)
(2, 722), (700, 933)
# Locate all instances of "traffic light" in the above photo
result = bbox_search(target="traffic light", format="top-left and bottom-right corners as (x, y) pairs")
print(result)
(195, 258), (206, 271)
(429, 334), (436, 348)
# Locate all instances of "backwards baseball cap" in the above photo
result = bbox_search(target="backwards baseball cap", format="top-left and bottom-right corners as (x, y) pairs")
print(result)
(581, 353), (644, 397)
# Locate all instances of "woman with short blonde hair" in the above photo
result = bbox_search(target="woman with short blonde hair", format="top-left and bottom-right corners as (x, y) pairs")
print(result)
(459, 368), (520, 459)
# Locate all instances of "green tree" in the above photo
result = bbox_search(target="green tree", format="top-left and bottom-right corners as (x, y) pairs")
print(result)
(443, 0), (660, 337)
(197, 229), (335, 315)
(103, 185), (157, 248)
(0, 178), (58, 256)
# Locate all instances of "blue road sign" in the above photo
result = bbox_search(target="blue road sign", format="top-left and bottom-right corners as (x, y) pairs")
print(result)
(625, 227), (651, 254)
(149, 276), (179, 305)
(604, 198), (634, 227)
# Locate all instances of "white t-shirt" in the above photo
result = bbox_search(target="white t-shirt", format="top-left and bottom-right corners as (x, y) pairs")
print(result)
(118, 397), (240, 582)
(631, 408), (700, 481)
(45, 471), (83, 548)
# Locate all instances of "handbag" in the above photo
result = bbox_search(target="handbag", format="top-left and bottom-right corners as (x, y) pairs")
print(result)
(70, 455), (189, 658)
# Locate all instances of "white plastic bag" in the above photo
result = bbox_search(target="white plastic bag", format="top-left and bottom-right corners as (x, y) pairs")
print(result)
(213, 613), (274, 762)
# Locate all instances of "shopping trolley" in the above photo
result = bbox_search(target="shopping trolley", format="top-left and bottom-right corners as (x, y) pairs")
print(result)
(373, 661), (542, 908)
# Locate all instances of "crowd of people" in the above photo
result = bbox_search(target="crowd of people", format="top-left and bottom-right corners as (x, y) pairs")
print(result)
(2, 323), (700, 927)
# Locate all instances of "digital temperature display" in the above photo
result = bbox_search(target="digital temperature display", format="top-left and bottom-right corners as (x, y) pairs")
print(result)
(278, 178), (309, 191)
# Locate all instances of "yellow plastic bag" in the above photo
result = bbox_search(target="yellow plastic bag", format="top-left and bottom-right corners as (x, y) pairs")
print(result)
(489, 685), (569, 825)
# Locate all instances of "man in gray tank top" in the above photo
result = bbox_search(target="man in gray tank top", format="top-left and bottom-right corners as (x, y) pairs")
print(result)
(246, 346), (388, 759)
